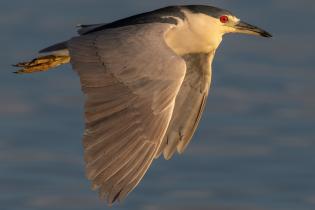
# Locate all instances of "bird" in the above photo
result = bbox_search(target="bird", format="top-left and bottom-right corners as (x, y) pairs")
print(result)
(14, 5), (272, 205)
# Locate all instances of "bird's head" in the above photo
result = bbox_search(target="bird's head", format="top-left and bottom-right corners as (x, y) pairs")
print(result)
(165, 5), (272, 55)
(185, 5), (272, 38)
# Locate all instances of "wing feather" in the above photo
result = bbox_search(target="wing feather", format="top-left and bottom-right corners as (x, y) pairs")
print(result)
(158, 52), (215, 160)
(118, 146), (156, 201)
(67, 23), (186, 204)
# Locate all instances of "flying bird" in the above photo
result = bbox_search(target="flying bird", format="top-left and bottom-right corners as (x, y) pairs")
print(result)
(14, 5), (272, 205)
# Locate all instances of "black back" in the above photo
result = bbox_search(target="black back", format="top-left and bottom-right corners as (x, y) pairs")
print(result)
(83, 6), (185, 35)
(82, 5), (231, 35)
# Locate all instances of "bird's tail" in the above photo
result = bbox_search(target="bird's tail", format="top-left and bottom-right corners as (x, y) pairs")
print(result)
(13, 54), (70, 74)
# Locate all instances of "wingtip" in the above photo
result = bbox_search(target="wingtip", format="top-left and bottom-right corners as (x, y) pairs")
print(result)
(163, 152), (174, 160)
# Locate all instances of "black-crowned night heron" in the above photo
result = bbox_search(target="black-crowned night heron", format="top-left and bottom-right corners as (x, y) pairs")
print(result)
(14, 5), (272, 205)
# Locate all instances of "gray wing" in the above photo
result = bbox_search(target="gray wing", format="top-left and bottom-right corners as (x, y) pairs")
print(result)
(67, 23), (186, 204)
(157, 52), (215, 160)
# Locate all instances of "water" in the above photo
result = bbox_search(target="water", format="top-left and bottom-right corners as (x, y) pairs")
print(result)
(1, 1), (314, 210)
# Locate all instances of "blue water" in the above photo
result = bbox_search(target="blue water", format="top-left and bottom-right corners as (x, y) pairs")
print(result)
(1, 1), (314, 210)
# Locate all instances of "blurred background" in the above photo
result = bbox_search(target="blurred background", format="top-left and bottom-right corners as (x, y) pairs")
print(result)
(1, 0), (314, 210)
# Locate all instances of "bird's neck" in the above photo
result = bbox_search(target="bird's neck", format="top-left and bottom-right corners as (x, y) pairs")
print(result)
(165, 9), (223, 56)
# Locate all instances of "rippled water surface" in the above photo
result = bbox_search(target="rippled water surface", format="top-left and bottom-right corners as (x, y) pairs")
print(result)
(1, 1), (314, 210)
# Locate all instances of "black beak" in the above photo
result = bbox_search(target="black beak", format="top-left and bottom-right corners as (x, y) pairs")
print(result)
(235, 21), (272, 38)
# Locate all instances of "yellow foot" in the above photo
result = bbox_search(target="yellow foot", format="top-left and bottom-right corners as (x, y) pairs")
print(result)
(13, 55), (70, 74)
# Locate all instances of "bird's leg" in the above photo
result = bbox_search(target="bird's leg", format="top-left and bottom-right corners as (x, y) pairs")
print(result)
(13, 54), (70, 74)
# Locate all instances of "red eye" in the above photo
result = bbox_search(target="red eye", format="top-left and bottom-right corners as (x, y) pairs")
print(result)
(220, 15), (229, 23)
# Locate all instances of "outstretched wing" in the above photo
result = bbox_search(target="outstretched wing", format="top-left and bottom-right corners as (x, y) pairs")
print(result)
(67, 23), (186, 204)
(157, 52), (215, 160)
